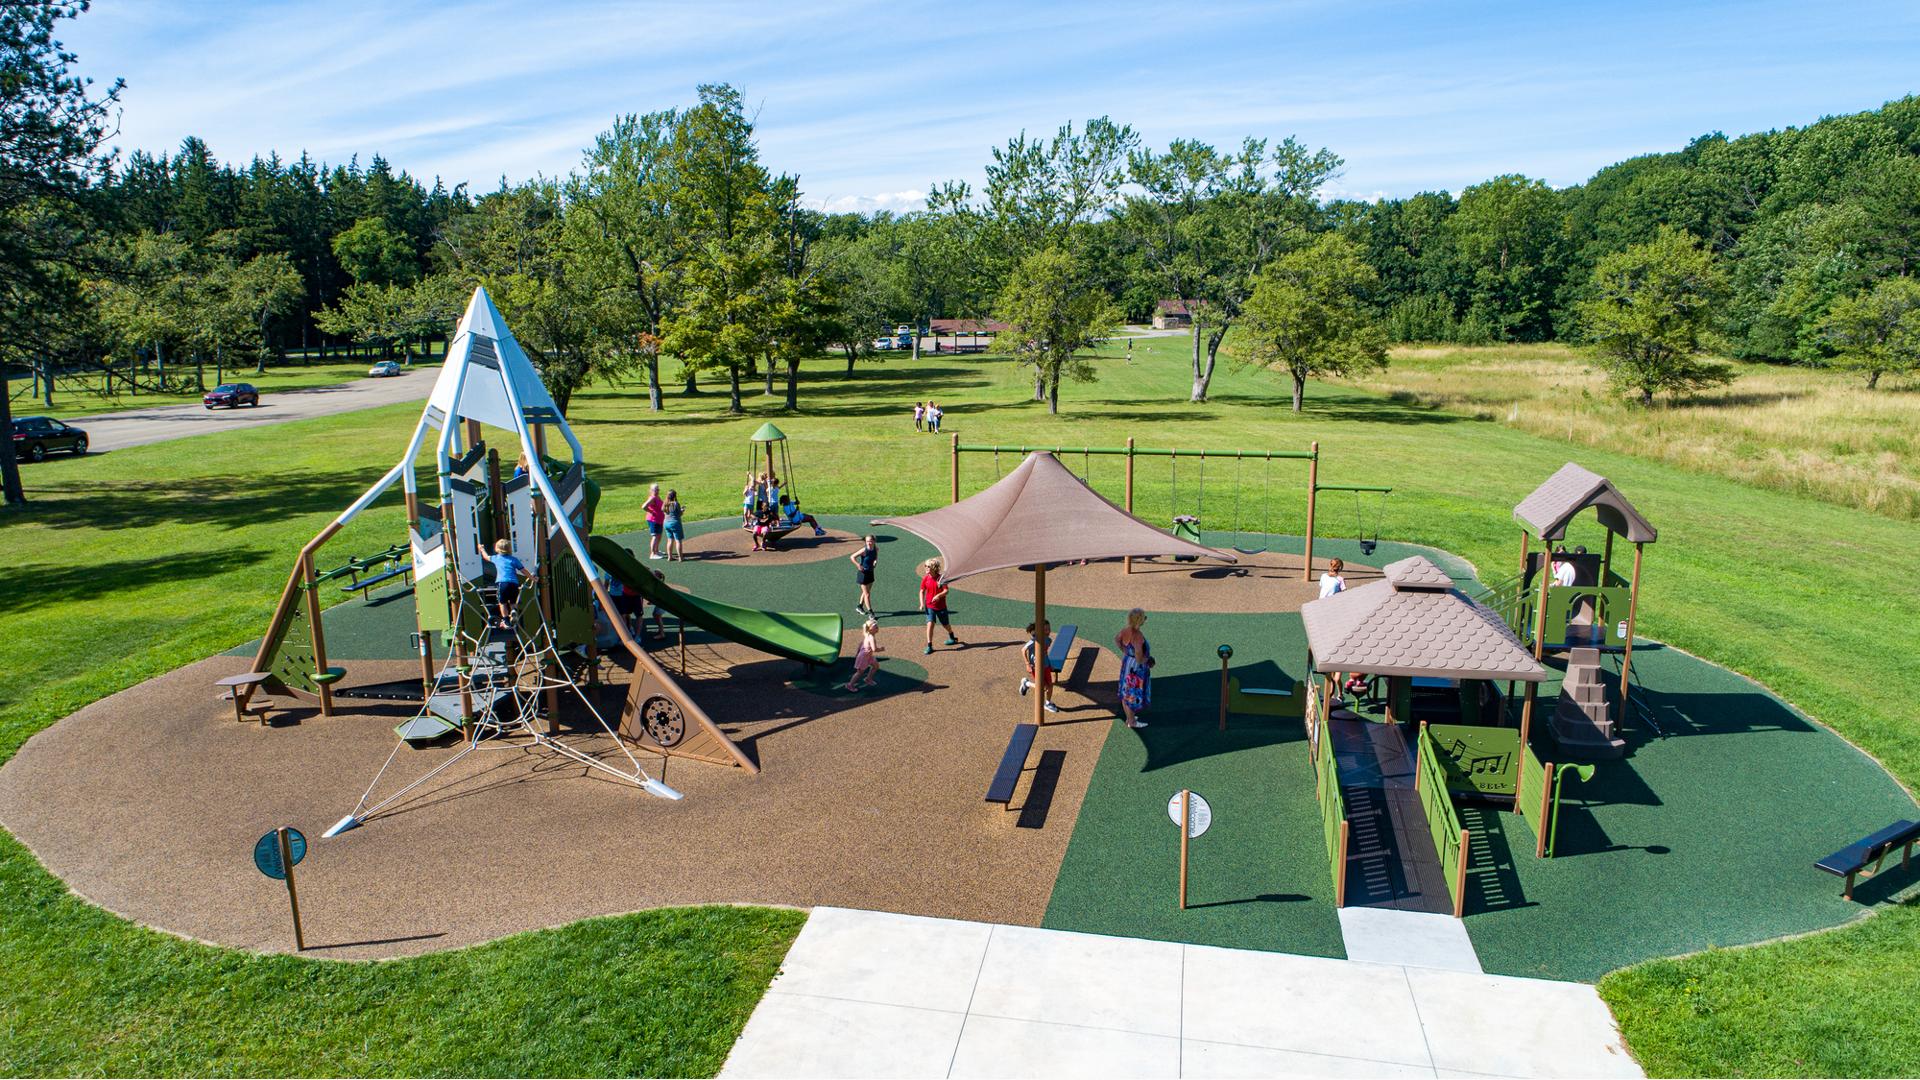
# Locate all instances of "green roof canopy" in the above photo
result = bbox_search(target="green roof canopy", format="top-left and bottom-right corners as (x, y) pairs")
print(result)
(749, 422), (787, 443)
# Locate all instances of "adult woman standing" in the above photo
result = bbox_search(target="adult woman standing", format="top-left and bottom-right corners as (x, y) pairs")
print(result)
(1115, 608), (1153, 729)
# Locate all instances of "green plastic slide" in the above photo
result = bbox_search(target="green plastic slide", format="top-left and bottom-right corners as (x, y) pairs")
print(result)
(589, 534), (843, 666)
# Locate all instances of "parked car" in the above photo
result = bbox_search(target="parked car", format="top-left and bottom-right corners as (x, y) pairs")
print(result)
(871, 335), (898, 350)
(893, 325), (914, 348)
(202, 382), (260, 408)
(10, 416), (87, 461)
(368, 360), (403, 377)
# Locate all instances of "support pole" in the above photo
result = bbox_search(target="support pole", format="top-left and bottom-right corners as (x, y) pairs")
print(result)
(277, 827), (306, 951)
(1518, 528), (1530, 579)
(418, 631), (434, 701)
(1618, 543), (1645, 727)
(1533, 536), (1553, 661)
(1179, 789), (1191, 910)
(1033, 565), (1049, 727)
(1124, 437), (1136, 575)
(1302, 441), (1319, 580)
(1519, 680), (1537, 751)
(1218, 650), (1230, 732)
(441, 497), (475, 724)
(950, 433), (960, 504)
(301, 552), (335, 717)
(534, 492), (561, 725)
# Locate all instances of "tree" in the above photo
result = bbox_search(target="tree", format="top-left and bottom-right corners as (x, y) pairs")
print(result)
(567, 110), (683, 410)
(331, 215), (419, 286)
(316, 273), (464, 365)
(0, 0), (121, 507)
(659, 84), (780, 415)
(1234, 233), (1388, 412)
(1125, 136), (1341, 401)
(1446, 174), (1568, 341)
(1576, 227), (1733, 405)
(1813, 276), (1920, 388)
(992, 245), (1119, 414)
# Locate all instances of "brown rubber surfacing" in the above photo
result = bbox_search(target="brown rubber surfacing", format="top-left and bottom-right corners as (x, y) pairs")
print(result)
(0, 627), (1114, 959)
(954, 550), (1381, 614)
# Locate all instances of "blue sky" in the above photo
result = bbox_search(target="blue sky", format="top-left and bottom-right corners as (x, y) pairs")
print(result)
(66, 0), (1920, 212)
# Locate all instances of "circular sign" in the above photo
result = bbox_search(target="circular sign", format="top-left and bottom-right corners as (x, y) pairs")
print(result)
(1166, 791), (1213, 839)
(253, 828), (307, 880)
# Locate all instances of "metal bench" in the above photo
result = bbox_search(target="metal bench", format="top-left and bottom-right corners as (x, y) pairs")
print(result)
(1044, 623), (1078, 675)
(1816, 820), (1920, 899)
(342, 562), (412, 594)
(986, 723), (1040, 805)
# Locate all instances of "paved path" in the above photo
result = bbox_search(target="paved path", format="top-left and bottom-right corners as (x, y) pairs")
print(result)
(58, 368), (435, 452)
(722, 907), (1641, 1079)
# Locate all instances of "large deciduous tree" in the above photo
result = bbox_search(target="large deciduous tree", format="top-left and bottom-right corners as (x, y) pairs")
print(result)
(1576, 227), (1733, 405)
(0, 0), (121, 507)
(1234, 233), (1388, 412)
(1813, 276), (1920, 389)
(993, 245), (1119, 414)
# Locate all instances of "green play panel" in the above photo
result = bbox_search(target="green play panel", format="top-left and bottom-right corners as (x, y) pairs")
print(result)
(231, 515), (1919, 982)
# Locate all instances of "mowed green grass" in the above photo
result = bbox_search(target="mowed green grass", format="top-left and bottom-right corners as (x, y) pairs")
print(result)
(1, 333), (1917, 1076)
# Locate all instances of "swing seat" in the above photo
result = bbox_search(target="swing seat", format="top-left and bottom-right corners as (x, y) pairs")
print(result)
(1170, 517), (1201, 562)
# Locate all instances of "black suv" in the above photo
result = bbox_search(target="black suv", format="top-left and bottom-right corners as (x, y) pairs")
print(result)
(10, 416), (88, 461)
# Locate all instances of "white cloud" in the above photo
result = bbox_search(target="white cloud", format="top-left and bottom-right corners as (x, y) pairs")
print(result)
(807, 190), (928, 214)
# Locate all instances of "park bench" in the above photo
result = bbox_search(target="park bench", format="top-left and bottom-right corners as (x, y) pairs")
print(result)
(1816, 819), (1920, 899)
(1045, 623), (1078, 677)
(986, 723), (1039, 805)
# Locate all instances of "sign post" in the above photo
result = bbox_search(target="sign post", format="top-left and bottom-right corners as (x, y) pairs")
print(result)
(1216, 644), (1234, 731)
(253, 826), (309, 950)
(1166, 790), (1213, 910)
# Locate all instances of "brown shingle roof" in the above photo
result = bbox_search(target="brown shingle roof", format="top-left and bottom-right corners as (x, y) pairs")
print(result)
(874, 451), (1233, 582)
(1155, 299), (1197, 315)
(927, 318), (1010, 334)
(1302, 555), (1546, 681)
(1513, 462), (1657, 544)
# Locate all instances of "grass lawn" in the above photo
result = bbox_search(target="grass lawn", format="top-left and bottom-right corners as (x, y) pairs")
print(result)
(1357, 342), (1920, 520)
(2, 333), (1917, 1075)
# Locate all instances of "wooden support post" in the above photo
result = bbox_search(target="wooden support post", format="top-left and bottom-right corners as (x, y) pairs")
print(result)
(1519, 680), (1536, 751)
(301, 553), (336, 717)
(1335, 819), (1349, 907)
(1453, 829), (1470, 918)
(1601, 530), (1615, 582)
(1124, 437), (1136, 575)
(1033, 565), (1049, 727)
(465, 418), (482, 456)
(679, 620), (687, 675)
(1533, 540), (1553, 660)
(1618, 543), (1645, 727)
(1302, 441), (1319, 580)
(950, 433), (960, 504)
(1179, 789), (1191, 910)
(1518, 528), (1529, 579)
(277, 827), (306, 951)
(418, 631), (435, 701)
(534, 493), (560, 725)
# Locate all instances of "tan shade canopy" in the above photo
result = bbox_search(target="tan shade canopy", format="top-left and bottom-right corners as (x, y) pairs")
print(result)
(1514, 462), (1657, 544)
(1302, 555), (1546, 682)
(875, 451), (1234, 582)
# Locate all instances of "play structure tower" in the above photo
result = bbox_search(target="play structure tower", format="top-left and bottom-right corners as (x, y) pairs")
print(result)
(236, 287), (755, 776)
(1505, 463), (1656, 758)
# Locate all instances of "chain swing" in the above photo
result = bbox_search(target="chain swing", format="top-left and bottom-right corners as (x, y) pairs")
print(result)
(1171, 450), (1204, 561)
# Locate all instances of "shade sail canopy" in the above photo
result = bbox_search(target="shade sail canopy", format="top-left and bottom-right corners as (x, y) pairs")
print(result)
(1514, 462), (1656, 544)
(875, 451), (1234, 582)
(1302, 555), (1546, 682)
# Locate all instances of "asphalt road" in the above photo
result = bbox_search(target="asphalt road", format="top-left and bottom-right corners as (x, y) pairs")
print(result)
(52, 368), (436, 453)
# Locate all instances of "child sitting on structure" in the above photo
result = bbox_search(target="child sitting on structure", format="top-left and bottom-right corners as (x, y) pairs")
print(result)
(485, 538), (535, 629)
(845, 618), (883, 691)
(1019, 620), (1058, 713)
(751, 505), (781, 551)
(778, 495), (826, 537)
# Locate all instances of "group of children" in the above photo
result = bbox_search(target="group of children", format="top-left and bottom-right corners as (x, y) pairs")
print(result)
(842, 544), (964, 691)
(911, 401), (944, 433)
(740, 471), (827, 551)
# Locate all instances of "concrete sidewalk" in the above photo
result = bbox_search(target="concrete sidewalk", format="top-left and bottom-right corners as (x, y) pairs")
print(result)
(722, 907), (1641, 1079)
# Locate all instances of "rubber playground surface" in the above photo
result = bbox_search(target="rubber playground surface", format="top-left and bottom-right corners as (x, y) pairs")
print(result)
(0, 515), (1913, 981)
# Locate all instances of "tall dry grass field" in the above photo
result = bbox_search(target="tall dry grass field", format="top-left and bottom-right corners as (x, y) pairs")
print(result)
(1353, 344), (1920, 520)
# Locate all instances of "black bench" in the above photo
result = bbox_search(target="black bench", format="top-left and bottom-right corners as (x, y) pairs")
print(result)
(1045, 623), (1078, 674)
(1816, 819), (1920, 899)
(986, 723), (1039, 805)
(343, 563), (412, 594)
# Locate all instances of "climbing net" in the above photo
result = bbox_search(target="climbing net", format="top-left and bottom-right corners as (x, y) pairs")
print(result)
(324, 578), (675, 837)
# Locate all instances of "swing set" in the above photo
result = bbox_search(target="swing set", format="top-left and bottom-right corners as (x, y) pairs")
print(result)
(950, 436), (1392, 576)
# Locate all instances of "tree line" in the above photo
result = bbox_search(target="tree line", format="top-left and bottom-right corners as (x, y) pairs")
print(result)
(5, 1), (1919, 506)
